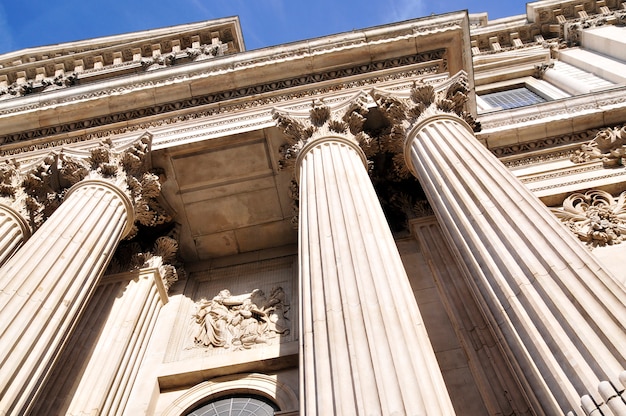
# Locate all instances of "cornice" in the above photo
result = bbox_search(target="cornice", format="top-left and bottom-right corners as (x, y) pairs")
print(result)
(478, 86), (626, 132)
(0, 52), (447, 156)
(0, 19), (243, 92)
(0, 14), (466, 115)
(469, 1), (626, 54)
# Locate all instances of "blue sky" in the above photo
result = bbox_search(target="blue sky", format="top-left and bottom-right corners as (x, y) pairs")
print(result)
(0, 1), (529, 54)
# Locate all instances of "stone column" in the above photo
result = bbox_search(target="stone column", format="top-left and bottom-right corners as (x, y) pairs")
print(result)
(296, 133), (455, 415)
(0, 204), (30, 267)
(404, 113), (626, 415)
(64, 268), (168, 416)
(0, 179), (134, 415)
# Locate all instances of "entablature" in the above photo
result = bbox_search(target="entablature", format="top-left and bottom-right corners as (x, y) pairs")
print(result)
(0, 18), (244, 100)
(0, 12), (471, 157)
(469, 0), (625, 54)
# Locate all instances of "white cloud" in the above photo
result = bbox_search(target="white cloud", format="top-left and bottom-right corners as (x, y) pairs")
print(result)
(385, 0), (427, 23)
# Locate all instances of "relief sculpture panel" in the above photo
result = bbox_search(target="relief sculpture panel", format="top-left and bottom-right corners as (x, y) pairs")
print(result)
(192, 287), (290, 350)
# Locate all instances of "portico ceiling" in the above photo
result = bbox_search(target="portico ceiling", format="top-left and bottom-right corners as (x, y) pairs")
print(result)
(153, 126), (297, 262)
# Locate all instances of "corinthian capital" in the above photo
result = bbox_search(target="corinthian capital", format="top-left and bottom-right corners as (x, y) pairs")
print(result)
(273, 92), (375, 172)
(370, 71), (479, 179)
(58, 133), (170, 239)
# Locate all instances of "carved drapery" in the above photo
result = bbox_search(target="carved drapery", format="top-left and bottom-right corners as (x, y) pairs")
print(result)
(192, 287), (290, 350)
(275, 97), (456, 415)
(0, 134), (176, 415)
(552, 190), (626, 247)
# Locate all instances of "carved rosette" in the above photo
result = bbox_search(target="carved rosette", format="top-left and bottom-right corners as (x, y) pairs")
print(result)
(571, 126), (626, 168)
(551, 190), (626, 247)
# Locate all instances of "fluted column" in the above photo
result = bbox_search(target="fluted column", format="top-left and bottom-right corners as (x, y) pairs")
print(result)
(297, 135), (455, 415)
(65, 268), (167, 416)
(0, 204), (30, 267)
(0, 179), (134, 415)
(404, 113), (626, 415)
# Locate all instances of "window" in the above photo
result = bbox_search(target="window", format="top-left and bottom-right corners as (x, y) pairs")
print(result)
(476, 76), (570, 113)
(480, 86), (546, 110)
(186, 395), (279, 416)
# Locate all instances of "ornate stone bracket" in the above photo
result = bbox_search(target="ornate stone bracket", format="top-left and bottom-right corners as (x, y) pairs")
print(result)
(192, 287), (290, 350)
(551, 189), (626, 247)
(564, 9), (626, 46)
(571, 126), (626, 167)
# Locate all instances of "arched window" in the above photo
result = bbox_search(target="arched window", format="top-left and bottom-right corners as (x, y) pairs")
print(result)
(185, 394), (279, 416)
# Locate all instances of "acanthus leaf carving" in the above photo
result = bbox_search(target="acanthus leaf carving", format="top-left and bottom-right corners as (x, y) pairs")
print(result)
(552, 190), (626, 247)
(571, 126), (626, 167)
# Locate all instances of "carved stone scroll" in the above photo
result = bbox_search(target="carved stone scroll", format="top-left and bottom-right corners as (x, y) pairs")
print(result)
(571, 126), (626, 168)
(551, 190), (626, 247)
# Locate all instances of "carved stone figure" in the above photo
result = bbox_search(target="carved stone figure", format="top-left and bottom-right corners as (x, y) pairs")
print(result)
(571, 126), (626, 167)
(193, 287), (290, 350)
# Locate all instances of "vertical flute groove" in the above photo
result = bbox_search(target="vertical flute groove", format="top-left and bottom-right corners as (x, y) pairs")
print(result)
(0, 180), (132, 416)
(298, 137), (455, 415)
(405, 114), (626, 414)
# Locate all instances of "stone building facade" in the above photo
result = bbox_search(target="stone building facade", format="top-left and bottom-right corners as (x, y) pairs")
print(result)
(1, 1), (626, 415)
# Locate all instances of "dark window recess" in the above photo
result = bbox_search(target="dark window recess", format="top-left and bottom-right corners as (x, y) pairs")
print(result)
(186, 395), (278, 416)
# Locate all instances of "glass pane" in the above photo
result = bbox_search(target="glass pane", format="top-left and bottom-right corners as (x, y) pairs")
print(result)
(186, 395), (277, 416)
(481, 86), (546, 110)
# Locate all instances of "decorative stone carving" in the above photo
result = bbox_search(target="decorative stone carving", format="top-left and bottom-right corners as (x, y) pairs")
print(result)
(571, 126), (626, 167)
(274, 73), (474, 230)
(372, 71), (480, 180)
(0, 134), (180, 287)
(58, 135), (171, 238)
(106, 234), (183, 291)
(564, 10), (626, 46)
(551, 190), (626, 247)
(192, 287), (290, 350)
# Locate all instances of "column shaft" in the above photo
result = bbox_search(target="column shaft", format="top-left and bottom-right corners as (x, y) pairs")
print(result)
(298, 137), (455, 415)
(0, 180), (132, 415)
(405, 114), (626, 414)
(0, 205), (30, 267)
(65, 269), (165, 416)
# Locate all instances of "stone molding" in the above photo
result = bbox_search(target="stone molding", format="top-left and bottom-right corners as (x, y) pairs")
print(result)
(0, 49), (446, 147)
(495, 128), (601, 162)
(531, 170), (626, 192)
(551, 189), (626, 247)
(160, 373), (299, 415)
(0, 64), (443, 158)
(479, 88), (626, 131)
